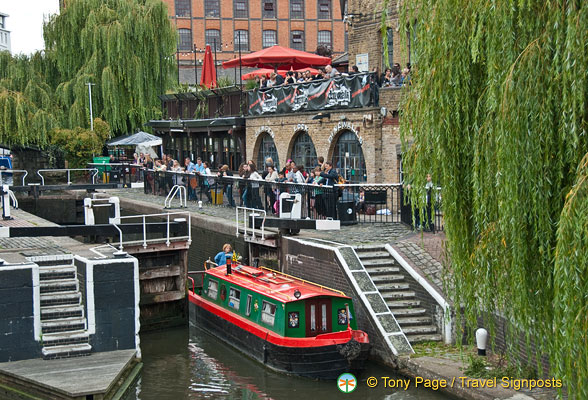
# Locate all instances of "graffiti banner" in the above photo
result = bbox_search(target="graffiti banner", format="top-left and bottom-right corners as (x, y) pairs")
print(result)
(247, 73), (374, 116)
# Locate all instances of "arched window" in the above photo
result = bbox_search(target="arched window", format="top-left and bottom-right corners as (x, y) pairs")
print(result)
(256, 133), (279, 171)
(290, 132), (317, 172)
(333, 130), (366, 182)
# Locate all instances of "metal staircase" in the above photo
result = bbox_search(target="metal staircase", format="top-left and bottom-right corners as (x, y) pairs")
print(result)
(38, 261), (92, 359)
(354, 245), (442, 344)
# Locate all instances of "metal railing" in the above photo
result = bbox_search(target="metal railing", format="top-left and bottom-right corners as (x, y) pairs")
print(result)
(37, 168), (99, 185)
(142, 170), (444, 231)
(87, 162), (144, 186)
(0, 169), (28, 186)
(164, 185), (187, 208)
(236, 206), (266, 240)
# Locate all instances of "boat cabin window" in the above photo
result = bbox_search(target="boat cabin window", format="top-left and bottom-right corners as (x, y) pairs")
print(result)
(229, 288), (241, 310)
(261, 301), (277, 326)
(207, 279), (218, 300)
(321, 304), (328, 331)
(246, 295), (252, 316)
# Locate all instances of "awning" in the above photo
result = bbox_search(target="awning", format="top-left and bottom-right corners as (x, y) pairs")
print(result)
(107, 131), (162, 147)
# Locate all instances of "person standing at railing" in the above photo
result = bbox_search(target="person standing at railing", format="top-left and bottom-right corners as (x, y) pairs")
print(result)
(320, 161), (339, 219)
(264, 165), (278, 212)
(184, 158), (197, 201)
(200, 161), (213, 203)
(218, 165), (235, 207)
(247, 161), (263, 210)
(310, 167), (325, 218)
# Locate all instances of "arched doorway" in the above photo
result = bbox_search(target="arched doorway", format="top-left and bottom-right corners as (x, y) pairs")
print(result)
(290, 131), (318, 172)
(333, 130), (366, 182)
(256, 133), (279, 170)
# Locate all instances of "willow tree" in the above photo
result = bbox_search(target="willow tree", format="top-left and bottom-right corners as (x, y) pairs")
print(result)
(399, 0), (587, 396)
(43, 0), (176, 135)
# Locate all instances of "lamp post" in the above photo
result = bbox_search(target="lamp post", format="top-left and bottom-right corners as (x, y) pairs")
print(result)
(85, 82), (95, 130)
(213, 38), (218, 83)
(238, 31), (243, 91)
(176, 48), (180, 85)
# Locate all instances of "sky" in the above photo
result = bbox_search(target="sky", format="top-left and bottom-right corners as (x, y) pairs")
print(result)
(0, 0), (60, 55)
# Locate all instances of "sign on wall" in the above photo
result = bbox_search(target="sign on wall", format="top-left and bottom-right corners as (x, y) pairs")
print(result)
(356, 53), (369, 72)
(247, 74), (373, 116)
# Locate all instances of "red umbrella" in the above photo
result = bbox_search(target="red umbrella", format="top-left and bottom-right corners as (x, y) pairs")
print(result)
(223, 45), (331, 71)
(200, 44), (217, 88)
(241, 67), (321, 81)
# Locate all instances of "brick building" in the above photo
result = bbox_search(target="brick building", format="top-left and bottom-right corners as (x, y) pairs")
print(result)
(152, 0), (411, 184)
(162, 0), (347, 83)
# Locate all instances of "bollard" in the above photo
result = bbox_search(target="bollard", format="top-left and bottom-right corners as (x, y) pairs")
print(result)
(476, 328), (488, 356)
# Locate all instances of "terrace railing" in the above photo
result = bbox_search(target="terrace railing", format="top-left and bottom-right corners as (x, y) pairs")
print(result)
(142, 169), (444, 231)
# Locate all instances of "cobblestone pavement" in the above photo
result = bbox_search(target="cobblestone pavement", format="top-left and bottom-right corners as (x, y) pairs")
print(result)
(392, 232), (446, 297)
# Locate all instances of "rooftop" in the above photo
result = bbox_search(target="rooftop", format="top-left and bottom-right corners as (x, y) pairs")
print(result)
(206, 264), (349, 303)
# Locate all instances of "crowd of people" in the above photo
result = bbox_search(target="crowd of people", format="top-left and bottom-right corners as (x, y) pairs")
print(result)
(253, 62), (410, 89)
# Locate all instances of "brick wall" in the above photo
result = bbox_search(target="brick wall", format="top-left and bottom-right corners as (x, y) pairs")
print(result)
(246, 105), (402, 183)
(347, 0), (409, 72)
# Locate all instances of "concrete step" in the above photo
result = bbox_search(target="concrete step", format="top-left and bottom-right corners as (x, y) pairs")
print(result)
(386, 299), (422, 309)
(39, 278), (78, 294)
(392, 308), (427, 317)
(382, 291), (416, 300)
(396, 316), (433, 326)
(41, 305), (84, 321)
(42, 343), (92, 359)
(41, 330), (90, 347)
(377, 283), (411, 291)
(356, 251), (391, 259)
(41, 316), (86, 334)
(405, 333), (443, 344)
(401, 325), (438, 335)
(39, 265), (76, 281)
(361, 259), (397, 268)
(370, 274), (405, 283)
(365, 266), (401, 275)
(40, 291), (81, 307)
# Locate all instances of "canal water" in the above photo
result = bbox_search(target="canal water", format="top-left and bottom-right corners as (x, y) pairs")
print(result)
(128, 326), (452, 400)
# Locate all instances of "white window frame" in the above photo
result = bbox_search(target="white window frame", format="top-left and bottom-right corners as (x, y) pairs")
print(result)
(261, 300), (277, 326)
(229, 287), (241, 310)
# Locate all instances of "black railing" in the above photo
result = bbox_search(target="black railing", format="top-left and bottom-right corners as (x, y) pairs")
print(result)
(141, 170), (444, 231)
(87, 163), (144, 186)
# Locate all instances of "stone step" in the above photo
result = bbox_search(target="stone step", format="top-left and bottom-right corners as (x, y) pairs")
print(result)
(377, 283), (411, 292)
(401, 325), (438, 335)
(41, 305), (84, 321)
(396, 316), (433, 326)
(361, 259), (397, 267)
(405, 333), (443, 344)
(364, 266), (401, 275)
(392, 308), (427, 317)
(356, 251), (391, 259)
(41, 330), (90, 347)
(386, 299), (422, 309)
(39, 265), (76, 281)
(41, 316), (86, 334)
(42, 343), (92, 360)
(40, 291), (81, 307)
(353, 244), (387, 251)
(39, 278), (78, 294)
(382, 291), (416, 300)
(370, 274), (405, 283)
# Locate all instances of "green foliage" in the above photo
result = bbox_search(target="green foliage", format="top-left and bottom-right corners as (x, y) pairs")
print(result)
(399, 0), (587, 397)
(244, 79), (258, 91)
(50, 118), (110, 167)
(380, 0), (391, 69)
(0, 0), (176, 148)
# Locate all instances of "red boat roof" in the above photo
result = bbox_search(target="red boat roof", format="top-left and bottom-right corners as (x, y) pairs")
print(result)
(206, 264), (350, 303)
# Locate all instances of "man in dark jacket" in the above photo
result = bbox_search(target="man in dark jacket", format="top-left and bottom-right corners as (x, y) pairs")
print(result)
(320, 161), (339, 219)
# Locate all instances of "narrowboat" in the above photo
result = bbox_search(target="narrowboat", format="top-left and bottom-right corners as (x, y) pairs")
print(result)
(188, 262), (370, 380)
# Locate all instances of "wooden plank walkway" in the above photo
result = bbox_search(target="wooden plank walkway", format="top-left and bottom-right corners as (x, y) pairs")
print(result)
(0, 350), (138, 399)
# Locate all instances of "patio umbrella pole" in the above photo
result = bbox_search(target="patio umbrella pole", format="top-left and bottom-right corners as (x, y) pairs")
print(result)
(193, 44), (198, 86)
(238, 31), (242, 91)
(214, 38), (218, 85)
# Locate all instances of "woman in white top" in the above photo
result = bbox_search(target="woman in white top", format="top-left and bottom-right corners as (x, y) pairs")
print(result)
(293, 165), (305, 184)
(265, 165), (278, 182)
(202, 161), (214, 202)
(247, 161), (263, 209)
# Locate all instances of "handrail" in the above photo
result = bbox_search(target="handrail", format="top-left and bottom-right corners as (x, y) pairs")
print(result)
(164, 185), (187, 208)
(37, 168), (99, 185)
(258, 266), (346, 296)
(116, 211), (192, 249)
(8, 190), (18, 209)
(0, 169), (28, 186)
(236, 206), (266, 240)
(187, 276), (195, 295)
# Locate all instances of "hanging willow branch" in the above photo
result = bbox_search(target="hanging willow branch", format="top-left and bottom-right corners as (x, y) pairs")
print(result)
(399, 0), (587, 397)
